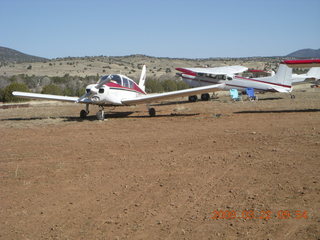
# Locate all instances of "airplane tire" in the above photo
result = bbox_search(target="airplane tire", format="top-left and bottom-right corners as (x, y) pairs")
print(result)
(188, 95), (198, 102)
(201, 93), (210, 101)
(149, 108), (156, 117)
(80, 110), (87, 119)
(96, 110), (105, 121)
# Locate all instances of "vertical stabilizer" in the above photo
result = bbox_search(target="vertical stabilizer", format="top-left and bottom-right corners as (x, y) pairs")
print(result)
(307, 67), (320, 79)
(139, 65), (146, 92)
(273, 64), (293, 86)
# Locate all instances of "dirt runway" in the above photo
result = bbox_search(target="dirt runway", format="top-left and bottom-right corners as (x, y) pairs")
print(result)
(0, 90), (319, 239)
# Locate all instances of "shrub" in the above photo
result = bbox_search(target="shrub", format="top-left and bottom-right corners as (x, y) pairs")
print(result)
(42, 84), (63, 95)
(162, 79), (177, 92)
(145, 79), (163, 93)
(2, 82), (29, 102)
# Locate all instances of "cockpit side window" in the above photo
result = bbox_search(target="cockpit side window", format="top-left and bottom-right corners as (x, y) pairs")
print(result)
(122, 77), (129, 88)
(111, 75), (122, 85)
(128, 79), (133, 89)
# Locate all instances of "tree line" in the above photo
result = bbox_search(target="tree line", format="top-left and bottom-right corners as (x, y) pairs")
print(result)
(0, 74), (189, 102)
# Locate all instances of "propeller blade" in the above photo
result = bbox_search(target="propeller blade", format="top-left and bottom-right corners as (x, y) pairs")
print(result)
(77, 92), (91, 102)
(96, 75), (112, 89)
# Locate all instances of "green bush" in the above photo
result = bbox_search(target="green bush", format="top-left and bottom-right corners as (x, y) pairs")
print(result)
(145, 79), (189, 93)
(42, 84), (63, 95)
(176, 81), (189, 90)
(0, 88), (4, 102)
(2, 82), (29, 102)
(162, 80), (177, 92)
(145, 79), (164, 93)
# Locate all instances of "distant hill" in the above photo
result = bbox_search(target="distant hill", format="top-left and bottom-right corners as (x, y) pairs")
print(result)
(0, 46), (47, 63)
(286, 48), (320, 58)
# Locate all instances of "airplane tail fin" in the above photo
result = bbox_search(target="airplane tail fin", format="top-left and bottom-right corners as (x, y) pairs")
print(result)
(139, 65), (146, 92)
(272, 64), (293, 86)
(258, 64), (293, 86)
(255, 64), (293, 92)
(307, 67), (320, 79)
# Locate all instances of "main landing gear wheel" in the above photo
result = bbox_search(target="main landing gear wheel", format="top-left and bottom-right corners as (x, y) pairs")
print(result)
(201, 93), (210, 101)
(290, 94), (296, 99)
(96, 110), (105, 120)
(149, 108), (156, 117)
(188, 95), (198, 102)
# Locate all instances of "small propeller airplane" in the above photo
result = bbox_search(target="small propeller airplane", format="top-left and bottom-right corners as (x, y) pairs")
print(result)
(12, 65), (225, 120)
(291, 67), (320, 83)
(176, 59), (320, 101)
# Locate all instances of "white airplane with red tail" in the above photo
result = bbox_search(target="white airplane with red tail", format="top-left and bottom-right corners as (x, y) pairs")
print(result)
(176, 59), (320, 101)
(12, 65), (225, 120)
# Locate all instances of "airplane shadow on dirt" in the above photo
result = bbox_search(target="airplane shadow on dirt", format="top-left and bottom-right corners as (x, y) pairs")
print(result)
(255, 97), (283, 101)
(234, 108), (320, 114)
(150, 100), (192, 106)
(1, 111), (199, 122)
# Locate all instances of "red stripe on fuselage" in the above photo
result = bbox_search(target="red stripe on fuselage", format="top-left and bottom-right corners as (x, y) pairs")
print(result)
(176, 68), (197, 76)
(234, 76), (291, 88)
(106, 82), (146, 94)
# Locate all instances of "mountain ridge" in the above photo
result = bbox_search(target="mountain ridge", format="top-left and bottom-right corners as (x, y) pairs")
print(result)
(286, 48), (320, 58)
(1, 46), (319, 63)
(0, 46), (47, 63)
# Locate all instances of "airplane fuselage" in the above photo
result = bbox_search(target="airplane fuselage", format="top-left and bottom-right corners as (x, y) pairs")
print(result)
(86, 76), (146, 106)
(179, 74), (292, 93)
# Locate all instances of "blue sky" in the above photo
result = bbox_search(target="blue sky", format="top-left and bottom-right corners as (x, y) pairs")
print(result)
(0, 0), (319, 59)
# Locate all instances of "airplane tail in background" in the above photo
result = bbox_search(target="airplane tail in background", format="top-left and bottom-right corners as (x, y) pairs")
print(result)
(258, 59), (320, 92)
(256, 64), (293, 89)
(307, 67), (320, 79)
(272, 64), (293, 86)
(139, 65), (146, 92)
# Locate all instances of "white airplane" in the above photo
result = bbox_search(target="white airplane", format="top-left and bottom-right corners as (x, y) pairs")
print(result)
(176, 59), (320, 101)
(291, 67), (320, 83)
(12, 65), (225, 120)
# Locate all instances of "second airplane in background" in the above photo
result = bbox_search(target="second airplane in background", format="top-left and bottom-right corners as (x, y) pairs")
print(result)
(176, 59), (320, 101)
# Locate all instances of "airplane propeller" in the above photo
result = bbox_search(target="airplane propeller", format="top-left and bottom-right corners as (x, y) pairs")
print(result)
(77, 75), (113, 102)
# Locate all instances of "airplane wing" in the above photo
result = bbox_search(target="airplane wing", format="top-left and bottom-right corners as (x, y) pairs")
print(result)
(176, 66), (248, 76)
(121, 83), (225, 105)
(282, 59), (320, 68)
(12, 91), (91, 103)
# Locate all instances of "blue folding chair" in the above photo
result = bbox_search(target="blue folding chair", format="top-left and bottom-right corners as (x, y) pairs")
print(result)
(229, 89), (242, 101)
(245, 88), (258, 101)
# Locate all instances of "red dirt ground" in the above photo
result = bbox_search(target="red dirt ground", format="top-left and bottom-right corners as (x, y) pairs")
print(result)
(0, 90), (319, 239)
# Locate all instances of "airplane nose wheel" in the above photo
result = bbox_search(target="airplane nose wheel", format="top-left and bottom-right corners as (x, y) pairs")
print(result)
(96, 106), (105, 120)
(80, 104), (89, 119)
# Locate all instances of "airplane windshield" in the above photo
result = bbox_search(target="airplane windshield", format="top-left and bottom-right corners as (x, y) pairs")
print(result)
(99, 74), (135, 89)
(110, 75), (122, 85)
(98, 75), (110, 84)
